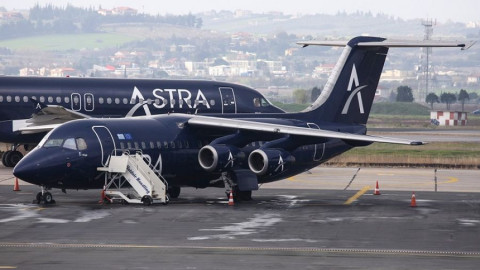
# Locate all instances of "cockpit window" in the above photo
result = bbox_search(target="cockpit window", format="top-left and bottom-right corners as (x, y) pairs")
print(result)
(253, 97), (270, 108)
(63, 138), (77, 150)
(76, 138), (87, 150)
(253, 98), (261, 107)
(43, 139), (64, 148)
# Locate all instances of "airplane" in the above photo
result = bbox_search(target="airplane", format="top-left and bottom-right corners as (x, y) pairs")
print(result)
(0, 76), (284, 167)
(13, 36), (471, 204)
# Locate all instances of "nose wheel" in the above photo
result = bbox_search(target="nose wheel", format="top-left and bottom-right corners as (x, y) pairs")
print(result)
(34, 187), (56, 204)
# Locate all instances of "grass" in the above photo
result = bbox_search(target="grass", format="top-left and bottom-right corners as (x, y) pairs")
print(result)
(0, 33), (137, 51)
(326, 142), (480, 168)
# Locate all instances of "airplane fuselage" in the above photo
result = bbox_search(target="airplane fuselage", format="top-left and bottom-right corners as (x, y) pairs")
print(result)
(16, 115), (357, 190)
(0, 76), (283, 144)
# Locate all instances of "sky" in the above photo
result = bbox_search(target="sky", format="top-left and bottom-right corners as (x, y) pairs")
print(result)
(0, 0), (479, 23)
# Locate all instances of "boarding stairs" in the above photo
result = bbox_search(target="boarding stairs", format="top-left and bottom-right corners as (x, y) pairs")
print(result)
(97, 151), (168, 205)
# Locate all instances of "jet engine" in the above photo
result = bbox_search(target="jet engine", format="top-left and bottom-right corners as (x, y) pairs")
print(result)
(248, 149), (294, 176)
(198, 144), (240, 172)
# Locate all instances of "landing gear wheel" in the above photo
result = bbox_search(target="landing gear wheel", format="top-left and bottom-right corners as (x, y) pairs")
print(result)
(168, 186), (181, 199)
(142, 195), (153, 206)
(163, 194), (169, 205)
(35, 192), (43, 204)
(8, 151), (23, 167)
(233, 187), (252, 201)
(42, 192), (55, 204)
(2, 151), (12, 167)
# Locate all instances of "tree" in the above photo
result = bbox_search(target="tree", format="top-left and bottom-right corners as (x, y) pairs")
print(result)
(396, 85), (414, 102)
(425, 93), (439, 110)
(293, 89), (308, 104)
(458, 89), (470, 112)
(440, 93), (456, 110)
(310, 86), (322, 103)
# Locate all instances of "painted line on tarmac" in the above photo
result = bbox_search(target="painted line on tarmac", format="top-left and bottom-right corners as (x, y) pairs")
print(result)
(0, 267), (17, 269)
(445, 177), (458, 184)
(344, 186), (370, 205)
(1, 242), (479, 258)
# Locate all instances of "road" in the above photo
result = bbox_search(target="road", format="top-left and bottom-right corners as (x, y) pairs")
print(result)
(0, 166), (479, 269)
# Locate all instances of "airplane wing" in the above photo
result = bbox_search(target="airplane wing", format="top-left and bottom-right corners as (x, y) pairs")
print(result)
(16, 102), (91, 134)
(187, 115), (425, 145)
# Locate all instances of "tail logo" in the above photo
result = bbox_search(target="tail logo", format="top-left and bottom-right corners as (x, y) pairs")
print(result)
(341, 64), (367, 115)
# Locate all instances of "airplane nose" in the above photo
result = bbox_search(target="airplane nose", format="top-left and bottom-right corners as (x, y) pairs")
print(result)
(13, 154), (41, 184)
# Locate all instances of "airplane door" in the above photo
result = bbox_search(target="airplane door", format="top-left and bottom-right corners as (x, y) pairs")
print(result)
(84, 93), (94, 111)
(71, 93), (81, 111)
(92, 126), (116, 166)
(219, 87), (236, 113)
(307, 123), (325, 161)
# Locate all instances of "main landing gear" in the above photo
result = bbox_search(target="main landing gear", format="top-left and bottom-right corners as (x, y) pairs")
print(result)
(34, 186), (56, 205)
(221, 172), (253, 202)
(2, 150), (23, 167)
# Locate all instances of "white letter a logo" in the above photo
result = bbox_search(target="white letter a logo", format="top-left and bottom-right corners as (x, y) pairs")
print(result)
(341, 64), (366, 115)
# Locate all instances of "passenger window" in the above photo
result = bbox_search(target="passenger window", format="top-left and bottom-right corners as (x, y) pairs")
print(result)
(123, 98), (128, 104)
(107, 98), (112, 104)
(64, 97), (70, 103)
(184, 140), (189, 148)
(23, 96), (28, 103)
(134, 142), (139, 149)
(163, 141), (168, 149)
(127, 142), (132, 149)
(48, 96), (53, 103)
(171, 99), (176, 106)
(177, 141), (182, 148)
(149, 142), (154, 149)
(56, 97), (62, 103)
(141, 142), (146, 149)
(63, 138), (77, 150)
(31, 96), (36, 101)
(120, 142), (125, 150)
(99, 97), (104, 104)
(6, 96), (11, 102)
(155, 99), (160, 105)
(0, 96), (3, 102)
(44, 138), (64, 148)
(170, 141), (175, 148)
(15, 96), (20, 102)
(115, 98), (120, 104)
(76, 138), (87, 150)
(210, 100), (215, 106)
(157, 142), (162, 149)
(39, 96), (45, 102)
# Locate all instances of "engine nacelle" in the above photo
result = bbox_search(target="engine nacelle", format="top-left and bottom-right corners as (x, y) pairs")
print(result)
(248, 149), (294, 176)
(198, 144), (240, 172)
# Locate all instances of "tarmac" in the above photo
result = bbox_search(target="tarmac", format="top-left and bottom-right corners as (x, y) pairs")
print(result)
(0, 166), (479, 269)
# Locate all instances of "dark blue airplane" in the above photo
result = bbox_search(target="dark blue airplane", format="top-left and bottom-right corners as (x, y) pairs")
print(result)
(13, 36), (469, 204)
(0, 76), (283, 167)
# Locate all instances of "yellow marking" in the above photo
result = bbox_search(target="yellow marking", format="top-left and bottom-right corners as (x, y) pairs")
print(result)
(344, 186), (371, 205)
(0, 267), (17, 269)
(444, 177), (458, 184)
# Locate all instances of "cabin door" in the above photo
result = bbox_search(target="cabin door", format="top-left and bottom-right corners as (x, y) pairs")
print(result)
(92, 126), (116, 166)
(219, 87), (236, 113)
(307, 123), (325, 161)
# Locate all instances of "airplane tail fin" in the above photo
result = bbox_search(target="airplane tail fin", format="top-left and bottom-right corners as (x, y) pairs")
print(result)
(299, 37), (471, 125)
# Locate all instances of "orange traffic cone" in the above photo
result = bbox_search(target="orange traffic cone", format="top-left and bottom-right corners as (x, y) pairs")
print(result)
(410, 192), (417, 207)
(228, 190), (234, 206)
(13, 178), (21, 191)
(373, 181), (380, 195)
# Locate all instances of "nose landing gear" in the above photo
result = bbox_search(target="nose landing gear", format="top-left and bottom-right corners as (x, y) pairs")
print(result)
(34, 186), (56, 205)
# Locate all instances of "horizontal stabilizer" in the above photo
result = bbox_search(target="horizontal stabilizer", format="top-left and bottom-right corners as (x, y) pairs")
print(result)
(297, 39), (475, 50)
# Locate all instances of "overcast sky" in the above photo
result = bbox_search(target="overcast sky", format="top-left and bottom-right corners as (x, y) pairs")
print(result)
(1, 0), (479, 23)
